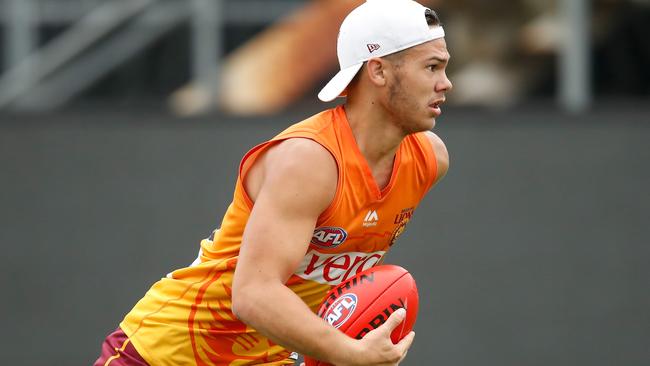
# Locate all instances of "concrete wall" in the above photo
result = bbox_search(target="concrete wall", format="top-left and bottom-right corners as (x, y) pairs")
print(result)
(1, 105), (648, 365)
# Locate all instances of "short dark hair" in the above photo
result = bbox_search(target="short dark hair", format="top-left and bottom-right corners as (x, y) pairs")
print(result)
(424, 8), (441, 27)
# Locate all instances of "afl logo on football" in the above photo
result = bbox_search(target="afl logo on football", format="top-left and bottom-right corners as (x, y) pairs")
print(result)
(323, 293), (358, 328)
(311, 227), (347, 248)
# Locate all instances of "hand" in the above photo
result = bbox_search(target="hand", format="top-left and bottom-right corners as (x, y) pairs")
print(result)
(327, 308), (414, 366)
(354, 308), (415, 365)
(299, 309), (415, 366)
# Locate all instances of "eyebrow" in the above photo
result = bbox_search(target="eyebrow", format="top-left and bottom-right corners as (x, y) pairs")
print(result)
(426, 55), (450, 63)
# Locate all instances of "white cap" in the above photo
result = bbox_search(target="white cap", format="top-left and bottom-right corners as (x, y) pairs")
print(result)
(318, 0), (445, 102)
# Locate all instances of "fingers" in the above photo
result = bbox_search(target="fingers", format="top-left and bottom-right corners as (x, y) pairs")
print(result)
(396, 330), (415, 355)
(382, 308), (407, 333)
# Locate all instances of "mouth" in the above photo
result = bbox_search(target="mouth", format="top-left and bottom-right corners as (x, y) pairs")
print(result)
(429, 98), (445, 117)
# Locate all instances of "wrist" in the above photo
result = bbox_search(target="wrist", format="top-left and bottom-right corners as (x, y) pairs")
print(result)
(327, 334), (364, 366)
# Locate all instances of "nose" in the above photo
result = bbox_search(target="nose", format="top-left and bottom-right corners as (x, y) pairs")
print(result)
(436, 72), (453, 93)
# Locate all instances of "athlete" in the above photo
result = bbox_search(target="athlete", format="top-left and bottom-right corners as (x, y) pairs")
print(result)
(94, 0), (452, 365)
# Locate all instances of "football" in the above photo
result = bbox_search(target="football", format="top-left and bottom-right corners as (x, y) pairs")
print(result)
(304, 264), (419, 366)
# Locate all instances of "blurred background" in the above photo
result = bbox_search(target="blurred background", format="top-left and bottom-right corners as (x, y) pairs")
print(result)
(0, 0), (648, 365)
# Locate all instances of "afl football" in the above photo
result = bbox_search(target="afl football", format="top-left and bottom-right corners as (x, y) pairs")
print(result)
(304, 264), (419, 366)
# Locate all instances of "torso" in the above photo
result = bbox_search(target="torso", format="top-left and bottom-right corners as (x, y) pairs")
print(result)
(118, 105), (439, 366)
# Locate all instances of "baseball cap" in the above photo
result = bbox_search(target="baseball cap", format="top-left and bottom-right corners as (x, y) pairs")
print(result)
(318, 0), (445, 102)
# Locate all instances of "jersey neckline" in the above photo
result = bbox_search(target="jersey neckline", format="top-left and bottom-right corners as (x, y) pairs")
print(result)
(336, 105), (402, 201)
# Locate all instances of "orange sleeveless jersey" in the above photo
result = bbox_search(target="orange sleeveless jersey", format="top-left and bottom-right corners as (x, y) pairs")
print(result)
(120, 105), (438, 366)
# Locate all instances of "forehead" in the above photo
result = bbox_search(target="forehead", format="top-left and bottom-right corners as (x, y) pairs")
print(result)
(405, 38), (450, 61)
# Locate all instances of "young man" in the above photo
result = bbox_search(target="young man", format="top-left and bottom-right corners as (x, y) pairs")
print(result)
(94, 0), (452, 365)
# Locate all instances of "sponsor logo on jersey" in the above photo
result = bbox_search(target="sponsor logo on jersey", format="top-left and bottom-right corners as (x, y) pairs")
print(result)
(294, 250), (385, 285)
(311, 227), (348, 248)
(363, 210), (379, 227)
(324, 293), (358, 328)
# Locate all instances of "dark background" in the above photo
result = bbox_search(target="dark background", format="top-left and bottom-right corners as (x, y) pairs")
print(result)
(1, 104), (648, 365)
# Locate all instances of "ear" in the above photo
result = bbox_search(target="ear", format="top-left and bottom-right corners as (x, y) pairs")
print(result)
(365, 57), (389, 87)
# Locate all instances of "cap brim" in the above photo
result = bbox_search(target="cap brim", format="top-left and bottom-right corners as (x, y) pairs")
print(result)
(318, 63), (364, 102)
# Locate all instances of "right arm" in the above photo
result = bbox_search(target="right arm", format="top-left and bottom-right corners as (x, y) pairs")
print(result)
(231, 138), (414, 365)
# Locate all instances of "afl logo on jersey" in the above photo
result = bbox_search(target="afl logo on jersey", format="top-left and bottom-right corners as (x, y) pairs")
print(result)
(322, 293), (358, 328)
(311, 227), (348, 248)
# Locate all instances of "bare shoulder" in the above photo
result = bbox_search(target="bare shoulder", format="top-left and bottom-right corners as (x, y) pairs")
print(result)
(264, 138), (337, 179)
(423, 130), (449, 182)
(246, 138), (338, 210)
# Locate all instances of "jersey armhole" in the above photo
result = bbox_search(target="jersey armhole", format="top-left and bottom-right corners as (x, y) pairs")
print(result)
(236, 134), (343, 223)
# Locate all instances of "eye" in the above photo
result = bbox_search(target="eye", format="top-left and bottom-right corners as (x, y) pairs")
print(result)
(427, 64), (438, 71)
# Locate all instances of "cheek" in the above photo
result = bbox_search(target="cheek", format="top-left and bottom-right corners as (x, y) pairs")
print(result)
(405, 74), (433, 98)
(420, 74), (437, 92)
(389, 75), (428, 115)
(391, 87), (417, 113)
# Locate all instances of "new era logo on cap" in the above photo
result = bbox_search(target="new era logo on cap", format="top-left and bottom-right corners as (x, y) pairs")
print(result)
(367, 43), (380, 53)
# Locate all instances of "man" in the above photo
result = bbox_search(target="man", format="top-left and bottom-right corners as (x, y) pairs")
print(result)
(94, 0), (452, 365)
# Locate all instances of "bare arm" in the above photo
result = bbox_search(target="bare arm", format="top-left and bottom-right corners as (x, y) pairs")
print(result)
(424, 130), (449, 185)
(232, 138), (414, 366)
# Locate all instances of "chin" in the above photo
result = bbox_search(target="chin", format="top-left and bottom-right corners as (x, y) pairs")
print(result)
(421, 117), (436, 131)
(405, 119), (434, 135)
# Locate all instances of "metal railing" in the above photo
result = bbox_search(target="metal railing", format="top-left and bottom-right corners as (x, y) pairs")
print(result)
(0, 0), (303, 111)
(0, 0), (590, 113)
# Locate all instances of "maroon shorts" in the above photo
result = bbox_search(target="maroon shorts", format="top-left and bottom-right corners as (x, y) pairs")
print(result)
(93, 328), (149, 366)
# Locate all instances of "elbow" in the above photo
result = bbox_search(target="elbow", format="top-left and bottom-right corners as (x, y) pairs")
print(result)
(231, 284), (256, 323)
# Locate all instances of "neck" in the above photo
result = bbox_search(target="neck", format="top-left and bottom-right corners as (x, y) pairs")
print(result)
(343, 95), (406, 166)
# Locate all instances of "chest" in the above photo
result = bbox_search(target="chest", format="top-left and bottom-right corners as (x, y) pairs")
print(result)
(370, 158), (396, 191)
(295, 202), (418, 285)
(290, 133), (433, 286)
(292, 158), (426, 284)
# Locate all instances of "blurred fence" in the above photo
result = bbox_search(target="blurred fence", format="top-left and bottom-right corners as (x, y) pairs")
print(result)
(1, 0), (648, 115)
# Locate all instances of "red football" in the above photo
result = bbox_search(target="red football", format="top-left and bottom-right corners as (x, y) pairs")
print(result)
(304, 264), (419, 366)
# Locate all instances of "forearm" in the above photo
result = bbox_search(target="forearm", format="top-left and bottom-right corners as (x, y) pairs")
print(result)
(233, 281), (359, 365)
